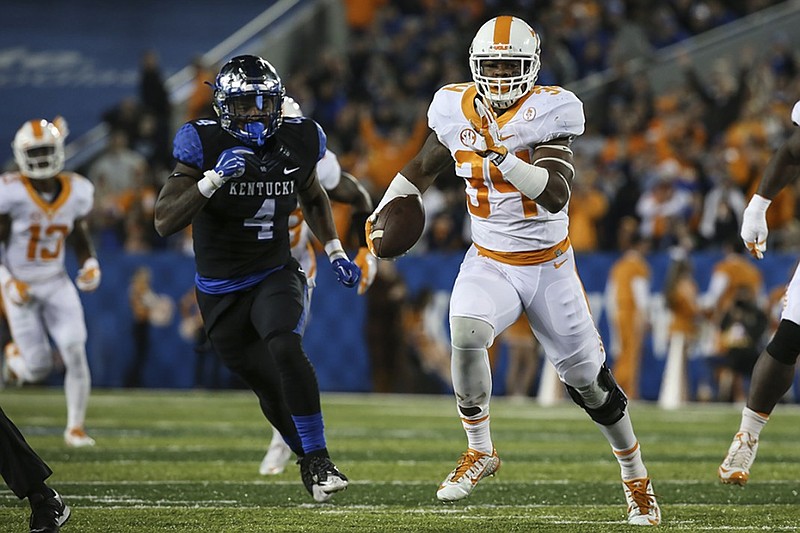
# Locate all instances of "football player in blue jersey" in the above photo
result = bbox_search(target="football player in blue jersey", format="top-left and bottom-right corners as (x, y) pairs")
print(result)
(154, 55), (359, 503)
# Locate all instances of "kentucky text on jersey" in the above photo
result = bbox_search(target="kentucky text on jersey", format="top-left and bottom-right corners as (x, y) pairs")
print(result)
(228, 180), (295, 196)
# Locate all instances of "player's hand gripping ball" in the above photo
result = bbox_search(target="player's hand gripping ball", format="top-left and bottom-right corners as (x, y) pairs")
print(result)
(366, 195), (425, 259)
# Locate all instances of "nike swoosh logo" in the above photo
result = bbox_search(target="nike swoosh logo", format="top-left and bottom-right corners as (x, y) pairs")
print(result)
(283, 167), (300, 175)
(554, 258), (567, 269)
(498, 133), (514, 141)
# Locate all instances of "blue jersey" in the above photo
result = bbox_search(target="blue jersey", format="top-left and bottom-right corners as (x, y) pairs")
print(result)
(171, 117), (325, 280)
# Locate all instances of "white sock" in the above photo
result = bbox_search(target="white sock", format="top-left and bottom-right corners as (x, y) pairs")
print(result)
(461, 413), (493, 454)
(596, 412), (648, 480)
(613, 440), (649, 481)
(739, 407), (769, 439)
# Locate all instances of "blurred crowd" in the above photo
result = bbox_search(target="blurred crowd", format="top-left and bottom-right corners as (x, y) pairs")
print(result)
(74, 0), (798, 260)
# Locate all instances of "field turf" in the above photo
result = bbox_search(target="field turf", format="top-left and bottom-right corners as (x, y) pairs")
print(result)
(0, 389), (798, 532)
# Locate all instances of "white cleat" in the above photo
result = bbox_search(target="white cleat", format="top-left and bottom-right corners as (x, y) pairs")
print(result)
(623, 477), (661, 526)
(719, 431), (758, 486)
(436, 448), (501, 502)
(259, 439), (293, 475)
(64, 427), (96, 448)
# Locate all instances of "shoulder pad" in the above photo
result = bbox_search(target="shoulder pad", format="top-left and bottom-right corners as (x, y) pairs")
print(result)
(173, 122), (206, 169)
(532, 88), (585, 141)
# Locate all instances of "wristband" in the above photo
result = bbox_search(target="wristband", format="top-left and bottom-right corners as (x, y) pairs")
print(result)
(197, 170), (225, 198)
(489, 150), (507, 166)
(324, 239), (348, 262)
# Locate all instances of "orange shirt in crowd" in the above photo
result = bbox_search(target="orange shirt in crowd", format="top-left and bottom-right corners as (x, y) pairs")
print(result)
(606, 249), (650, 397)
(344, 0), (387, 31)
(569, 186), (608, 252)
(668, 275), (700, 339)
(359, 115), (429, 191)
(709, 253), (763, 318)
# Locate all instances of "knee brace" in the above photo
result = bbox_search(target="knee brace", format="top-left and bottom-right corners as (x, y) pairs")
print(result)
(766, 319), (800, 365)
(565, 364), (628, 426)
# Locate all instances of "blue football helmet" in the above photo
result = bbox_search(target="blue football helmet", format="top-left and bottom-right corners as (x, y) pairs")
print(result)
(212, 55), (285, 146)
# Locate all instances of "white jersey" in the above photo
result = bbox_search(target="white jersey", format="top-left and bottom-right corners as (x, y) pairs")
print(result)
(792, 100), (800, 126)
(428, 83), (584, 252)
(288, 149), (343, 286)
(0, 171), (94, 283)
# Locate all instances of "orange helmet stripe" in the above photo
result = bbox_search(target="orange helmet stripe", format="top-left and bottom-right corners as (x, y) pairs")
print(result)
(492, 16), (513, 45)
(30, 119), (44, 139)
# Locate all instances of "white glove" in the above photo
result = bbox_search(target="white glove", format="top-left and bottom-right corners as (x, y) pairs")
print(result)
(354, 246), (378, 295)
(3, 278), (30, 306)
(76, 257), (101, 292)
(740, 194), (771, 259)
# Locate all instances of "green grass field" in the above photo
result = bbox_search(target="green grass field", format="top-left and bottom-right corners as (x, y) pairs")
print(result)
(0, 389), (799, 532)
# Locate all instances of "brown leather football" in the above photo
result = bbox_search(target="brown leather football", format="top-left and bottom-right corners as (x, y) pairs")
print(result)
(368, 195), (425, 259)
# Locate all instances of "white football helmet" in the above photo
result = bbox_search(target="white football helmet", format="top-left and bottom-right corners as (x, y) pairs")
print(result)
(469, 16), (541, 109)
(282, 96), (303, 118)
(12, 118), (67, 179)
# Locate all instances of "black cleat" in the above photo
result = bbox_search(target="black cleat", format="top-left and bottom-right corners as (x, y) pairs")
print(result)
(298, 453), (349, 502)
(29, 490), (70, 533)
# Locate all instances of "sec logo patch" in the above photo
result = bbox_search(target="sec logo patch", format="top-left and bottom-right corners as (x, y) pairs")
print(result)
(460, 128), (477, 146)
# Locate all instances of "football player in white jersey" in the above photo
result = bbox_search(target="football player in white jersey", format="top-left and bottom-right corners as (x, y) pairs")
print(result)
(258, 97), (377, 475)
(719, 100), (800, 486)
(367, 16), (660, 525)
(0, 117), (101, 448)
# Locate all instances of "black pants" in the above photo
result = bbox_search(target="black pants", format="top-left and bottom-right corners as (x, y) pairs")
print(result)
(196, 258), (321, 455)
(0, 406), (52, 499)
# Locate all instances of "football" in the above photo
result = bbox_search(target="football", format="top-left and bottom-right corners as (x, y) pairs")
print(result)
(368, 195), (425, 259)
